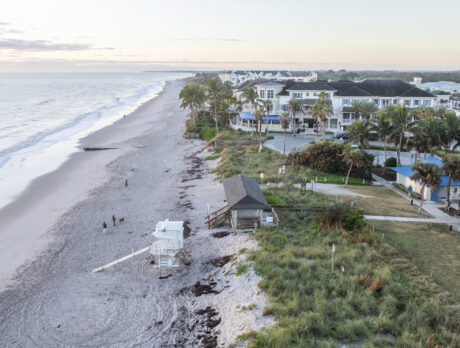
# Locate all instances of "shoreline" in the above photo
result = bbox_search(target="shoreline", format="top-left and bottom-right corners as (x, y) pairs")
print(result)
(0, 81), (169, 292)
(0, 78), (271, 347)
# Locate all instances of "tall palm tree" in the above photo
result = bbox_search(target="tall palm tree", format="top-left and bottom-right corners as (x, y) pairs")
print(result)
(410, 162), (441, 214)
(179, 83), (206, 128)
(372, 111), (392, 170)
(279, 112), (290, 155)
(388, 105), (413, 166)
(261, 100), (273, 134)
(444, 111), (460, 152)
(418, 117), (446, 156)
(407, 129), (429, 163)
(347, 119), (371, 148)
(442, 154), (460, 209)
(206, 78), (224, 130)
(318, 91), (333, 140)
(351, 100), (363, 120)
(253, 107), (264, 139)
(242, 87), (258, 115)
(288, 98), (304, 137)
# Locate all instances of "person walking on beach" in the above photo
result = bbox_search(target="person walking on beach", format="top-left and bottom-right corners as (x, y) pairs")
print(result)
(112, 214), (116, 226)
(125, 179), (128, 187)
(102, 222), (107, 234)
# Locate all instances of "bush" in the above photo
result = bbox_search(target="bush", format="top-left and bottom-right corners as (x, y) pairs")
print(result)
(200, 126), (217, 140)
(385, 157), (397, 167)
(341, 208), (365, 232)
(288, 141), (373, 180)
(265, 195), (288, 205)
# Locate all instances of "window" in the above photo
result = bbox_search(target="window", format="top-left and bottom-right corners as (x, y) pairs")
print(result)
(404, 99), (410, 106)
(413, 99), (420, 106)
(373, 99), (379, 105)
(259, 90), (265, 98)
(423, 100), (432, 106)
(281, 104), (288, 111)
(342, 98), (350, 105)
(267, 90), (274, 99)
(305, 93), (309, 97)
(393, 99), (399, 104)
(291, 92), (302, 99)
(343, 113), (351, 121)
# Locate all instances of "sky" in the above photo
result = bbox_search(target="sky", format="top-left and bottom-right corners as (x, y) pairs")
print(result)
(0, 0), (459, 72)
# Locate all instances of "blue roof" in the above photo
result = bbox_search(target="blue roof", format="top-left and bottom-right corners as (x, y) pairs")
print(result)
(238, 112), (285, 122)
(392, 156), (460, 187)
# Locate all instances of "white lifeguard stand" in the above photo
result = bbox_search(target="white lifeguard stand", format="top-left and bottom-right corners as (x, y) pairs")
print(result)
(92, 219), (184, 273)
(150, 219), (184, 268)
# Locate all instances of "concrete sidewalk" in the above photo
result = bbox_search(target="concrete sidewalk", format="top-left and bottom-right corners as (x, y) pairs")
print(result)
(371, 173), (460, 230)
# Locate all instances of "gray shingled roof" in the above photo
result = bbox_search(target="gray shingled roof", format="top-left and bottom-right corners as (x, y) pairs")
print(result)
(223, 175), (270, 210)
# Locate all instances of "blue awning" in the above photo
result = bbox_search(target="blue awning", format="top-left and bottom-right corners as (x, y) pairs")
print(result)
(238, 112), (286, 122)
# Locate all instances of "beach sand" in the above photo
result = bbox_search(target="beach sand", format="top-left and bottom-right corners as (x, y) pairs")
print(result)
(0, 79), (272, 347)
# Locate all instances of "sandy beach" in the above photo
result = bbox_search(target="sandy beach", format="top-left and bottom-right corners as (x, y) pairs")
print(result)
(0, 79), (271, 347)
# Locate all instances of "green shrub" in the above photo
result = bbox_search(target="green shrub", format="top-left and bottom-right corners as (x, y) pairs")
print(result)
(236, 264), (250, 276)
(385, 157), (397, 167)
(265, 195), (288, 205)
(200, 126), (217, 140)
(341, 208), (365, 232)
(288, 141), (373, 180)
(203, 154), (220, 161)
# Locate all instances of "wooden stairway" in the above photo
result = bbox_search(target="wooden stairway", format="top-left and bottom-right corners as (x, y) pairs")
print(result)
(205, 205), (230, 228)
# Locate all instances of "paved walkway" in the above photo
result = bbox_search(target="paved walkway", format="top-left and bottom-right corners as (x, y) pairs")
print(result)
(264, 134), (415, 165)
(371, 173), (460, 230)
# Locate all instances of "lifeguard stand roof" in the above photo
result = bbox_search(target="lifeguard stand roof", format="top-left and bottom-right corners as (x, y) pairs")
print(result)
(223, 175), (270, 210)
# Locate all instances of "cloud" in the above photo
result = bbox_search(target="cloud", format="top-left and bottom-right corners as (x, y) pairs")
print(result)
(0, 38), (92, 51)
(171, 38), (242, 42)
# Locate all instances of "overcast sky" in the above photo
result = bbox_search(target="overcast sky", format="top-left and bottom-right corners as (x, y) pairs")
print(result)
(1, 0), (459, 72)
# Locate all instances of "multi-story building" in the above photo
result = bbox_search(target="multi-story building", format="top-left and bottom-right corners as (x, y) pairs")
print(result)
(231, 78), (437, 133)
(218, 70), (317, 86)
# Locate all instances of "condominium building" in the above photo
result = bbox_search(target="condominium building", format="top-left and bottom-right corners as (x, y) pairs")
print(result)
(231, 78), (437, 133)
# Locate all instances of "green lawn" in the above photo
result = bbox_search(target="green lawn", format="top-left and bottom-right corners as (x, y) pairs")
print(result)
(342, 185), (429, 217)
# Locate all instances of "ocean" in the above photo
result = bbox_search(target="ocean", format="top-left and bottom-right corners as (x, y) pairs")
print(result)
(0, 72), (192, 210)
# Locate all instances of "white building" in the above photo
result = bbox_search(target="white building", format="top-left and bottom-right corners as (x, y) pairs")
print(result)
(231, 78), (437, 133)
(218, 70), (317, 86)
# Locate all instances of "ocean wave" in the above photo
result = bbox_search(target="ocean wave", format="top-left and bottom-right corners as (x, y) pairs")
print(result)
(0, 82), (165, 168)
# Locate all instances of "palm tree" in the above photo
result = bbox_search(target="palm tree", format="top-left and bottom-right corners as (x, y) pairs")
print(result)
(288, 98), (304, 137)
(344, 149), (366, 186)
(418, 117), (446, 156)
(179, 83), (206, 128)
(279, 112), (290, 155)
(206, 78), (224, 130)
(317, 91), (333, 140)
(388, 105), (413, 166)
(407, 129), (429, 163)
(351, 100), (363, 119)
(372, 111), (392, 171)
(261, 100), (273, 134)
(411, 106), (435, 121)
(360, 102), (379, 119)
(442, 154), (460, 209)
(347, 119), (371, 148)
(254, 107), (264, 139)
(242, 87), (258, 115)
(410, 162), (441, 214)
(444, 111), (460, 152)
